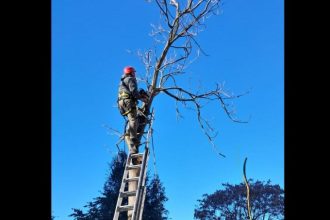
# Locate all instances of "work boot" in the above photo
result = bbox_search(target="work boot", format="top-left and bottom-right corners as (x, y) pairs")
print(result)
(132, 156), (143, 165)
(131, 137), (140, 146)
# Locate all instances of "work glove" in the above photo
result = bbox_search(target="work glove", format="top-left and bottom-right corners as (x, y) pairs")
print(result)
(139, 89), (149, 102)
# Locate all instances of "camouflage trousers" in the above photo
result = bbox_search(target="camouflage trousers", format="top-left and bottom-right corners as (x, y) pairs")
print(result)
(118, 98), (139, 153)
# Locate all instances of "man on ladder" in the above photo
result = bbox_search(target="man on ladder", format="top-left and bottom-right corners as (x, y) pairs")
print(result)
(117, 66), (149, 220)
(117, 66), (149, 154)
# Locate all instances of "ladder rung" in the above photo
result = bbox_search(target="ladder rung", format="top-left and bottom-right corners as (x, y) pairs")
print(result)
(127, 164), (141, 170)
(120, 190), (137, 197)
(124, 177), (139, 182)
(130, 153), (144, 158)
(118, 205), (134, 212)
(137, 131), (148, 135)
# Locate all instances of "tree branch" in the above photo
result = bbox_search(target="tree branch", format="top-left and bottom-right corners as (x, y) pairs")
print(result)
(131, 0), (249, 158)
(243, 157), (253, 220)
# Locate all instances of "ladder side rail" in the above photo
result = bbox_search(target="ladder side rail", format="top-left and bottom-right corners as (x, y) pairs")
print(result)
(131, 147), (149, 220)
(137, 149), (150, 220)
(113, 154), (132, 220)
(135, 148), (149, 220)
(136, 110), (154, 219)
(138, 187), (147, 220)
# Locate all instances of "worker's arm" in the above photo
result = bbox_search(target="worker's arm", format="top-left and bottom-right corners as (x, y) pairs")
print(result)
(126, 77), (140, 100)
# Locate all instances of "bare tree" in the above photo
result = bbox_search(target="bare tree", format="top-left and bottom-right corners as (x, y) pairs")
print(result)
(111, 1), (249, 218)
(130, 0), (248, 157)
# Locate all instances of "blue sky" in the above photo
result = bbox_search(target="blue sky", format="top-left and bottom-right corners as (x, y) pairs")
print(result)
(52, 0), (284, 219)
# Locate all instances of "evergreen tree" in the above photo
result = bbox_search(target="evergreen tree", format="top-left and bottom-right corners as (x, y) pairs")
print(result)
(143, 175), (169, 220)
(69, 151), (168, 220)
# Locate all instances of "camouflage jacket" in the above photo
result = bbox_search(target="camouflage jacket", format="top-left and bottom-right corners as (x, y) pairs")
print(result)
(118, 74), (140, 100)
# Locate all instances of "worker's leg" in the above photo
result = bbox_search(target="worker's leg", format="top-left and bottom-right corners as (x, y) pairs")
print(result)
(119, 98), (138, 150)
(126, 107), (140, 151)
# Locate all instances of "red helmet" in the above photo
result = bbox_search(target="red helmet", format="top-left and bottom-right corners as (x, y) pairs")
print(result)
(123, 66), (136, 75)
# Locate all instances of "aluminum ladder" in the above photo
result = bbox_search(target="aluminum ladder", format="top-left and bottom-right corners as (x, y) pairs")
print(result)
(113, 147), (149, 220)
